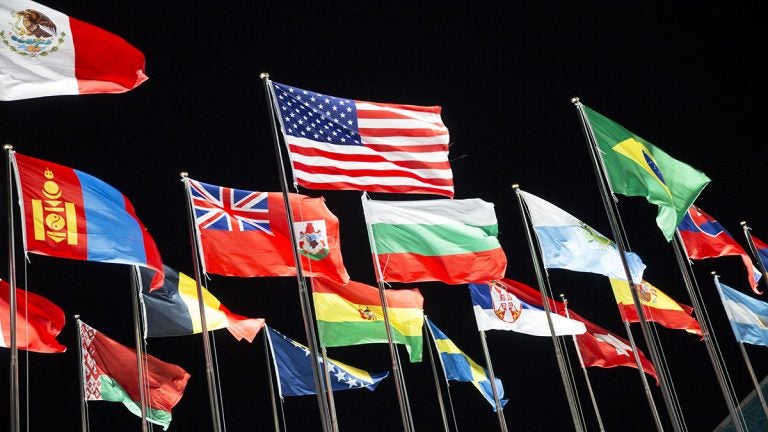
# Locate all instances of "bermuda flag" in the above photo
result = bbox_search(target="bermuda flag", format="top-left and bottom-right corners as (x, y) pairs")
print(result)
(678, 205), (762, 294)
(269, 80), (454, 198)
(0, 0), (147, 101)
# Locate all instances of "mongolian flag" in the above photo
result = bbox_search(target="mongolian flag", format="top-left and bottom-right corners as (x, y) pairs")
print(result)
(188, 178), (350, 284)
(12, 152), (164, 289)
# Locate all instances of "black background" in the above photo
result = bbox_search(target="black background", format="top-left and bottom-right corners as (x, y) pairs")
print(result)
(1, 1), (767, 431)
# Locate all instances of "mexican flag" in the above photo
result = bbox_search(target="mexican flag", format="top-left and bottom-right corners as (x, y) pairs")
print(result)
(79, 321), (190, 430)
(312, 277), (424, 362)
(361, 196), (507, 284)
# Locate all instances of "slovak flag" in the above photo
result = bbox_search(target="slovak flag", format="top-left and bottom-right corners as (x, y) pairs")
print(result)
(0, 0), (147, 101)
(678, 205), (762, 294)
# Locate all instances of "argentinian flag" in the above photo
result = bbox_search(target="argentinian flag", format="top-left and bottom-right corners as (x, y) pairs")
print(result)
(519, 190), (646, 284)
(717, 281), (768, 347)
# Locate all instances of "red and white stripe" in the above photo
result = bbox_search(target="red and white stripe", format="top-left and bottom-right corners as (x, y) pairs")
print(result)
(285, 101), (454, 198)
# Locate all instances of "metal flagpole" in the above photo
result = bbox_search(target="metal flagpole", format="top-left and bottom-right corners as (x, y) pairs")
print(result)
(710, 273), (760, 429)
(5, 144), (20, 432)
(574, 98), (680, 431)
(561, 296), (606, 432)
(262, 330), (282, 432)
(74, 316), (89, 432)
(478, 330), (508, 432)
(360, 192), (415, 432)
(736, 341), (768, 421)
(129, 267), (149, 432)
(321, 346), (340, 432)
(180, 173), (223, 432)
(423, 317), (451, 432)
(671, 237), (746, 432)
(261, 73), (333, 432)
(740, 222), (768, 294)
(513, 184), (586, 432)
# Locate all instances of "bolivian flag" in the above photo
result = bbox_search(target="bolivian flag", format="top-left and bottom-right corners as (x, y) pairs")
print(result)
(312, 277), (424, 362)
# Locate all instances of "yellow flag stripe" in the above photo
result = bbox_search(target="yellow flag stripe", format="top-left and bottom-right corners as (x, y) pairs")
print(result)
(313, 291), (423, 336)
(609, 278), (684, 312)
(177, 272), (228, 333)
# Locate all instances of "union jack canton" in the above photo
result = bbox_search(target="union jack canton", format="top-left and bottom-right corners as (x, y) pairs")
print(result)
(188, 179), (272, 234)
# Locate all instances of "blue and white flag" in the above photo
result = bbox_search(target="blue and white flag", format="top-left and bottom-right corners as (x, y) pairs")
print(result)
(266, 326), (388, 397)
(716, 281), (768, 347)
(469, 281), (586, 336)
(426, 318), (507, 411)
(518, 190), (646, 283)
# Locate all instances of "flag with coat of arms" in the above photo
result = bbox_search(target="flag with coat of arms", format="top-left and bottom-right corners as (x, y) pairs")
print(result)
(187, 178), (349, 284)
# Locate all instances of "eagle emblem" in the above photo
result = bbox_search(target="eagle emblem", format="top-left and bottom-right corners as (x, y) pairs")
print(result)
(490, 282), (522, 323)
(1, 8), (65, 57)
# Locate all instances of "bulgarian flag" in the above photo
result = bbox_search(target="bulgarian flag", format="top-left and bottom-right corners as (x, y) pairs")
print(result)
(79, 321), (190, 430)
(361, 195), (507, 284)
(609, 278), (702, 336)
(312, 277), (425, 362)
(0, 0), (147, 101)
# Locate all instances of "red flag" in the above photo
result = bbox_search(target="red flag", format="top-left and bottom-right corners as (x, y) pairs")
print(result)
(80, 321), (190, 429)
(0, 279), (66, 353)
(189, 179), (350, 284)
(498, 278), (658, 383)
(678, 204), (762, 294)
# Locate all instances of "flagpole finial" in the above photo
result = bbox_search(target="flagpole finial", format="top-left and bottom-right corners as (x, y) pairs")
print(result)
(73, 314), (80, 319)
(570, 97), (580, 104)
(740, 221), (747, 226)
(3, 144), (13, 150)
(260, 72), (269, 80)
(511, 184), (519, 190)
(179, 172), (188, 179)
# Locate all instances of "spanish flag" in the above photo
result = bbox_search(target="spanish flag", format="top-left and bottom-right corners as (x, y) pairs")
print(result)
(312, 277), (424, 362)
(609, 278), (702, 336)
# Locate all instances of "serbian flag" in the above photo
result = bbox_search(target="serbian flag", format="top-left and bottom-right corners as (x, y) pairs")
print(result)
(678, 205), (762, 294)
(12, 152), (164, 289)
(609, 278), (702, 337)
(140, 265), (265, 342)
(0, 279), (66, 353)
(0, 0), (147, 101)
(188, 178), (350, 284)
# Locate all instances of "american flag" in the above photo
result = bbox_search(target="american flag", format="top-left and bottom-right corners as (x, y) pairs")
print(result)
(188, 179), (271, 233)
(269, 81), (454, 198)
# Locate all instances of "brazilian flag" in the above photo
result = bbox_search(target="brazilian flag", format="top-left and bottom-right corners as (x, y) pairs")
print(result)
(583, 105), (711, 241)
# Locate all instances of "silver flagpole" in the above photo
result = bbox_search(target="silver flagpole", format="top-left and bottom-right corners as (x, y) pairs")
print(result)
(5, 144), (20, 432)
(736, 341), (768, 421)
(180, 173), (223, 432)
(129, 267), (149, 432)
(75, 316), (89, 432)
(423, 317), (451, 432)
(561, 296), (606, 432)
(262, 329), (282, 432)
(514, 184), (586, 432)
(671, 237), (746, 432)
(360, 192), (415, 432)
(740, 222), (768, 294)
(574, 98), (679, 431)
(321, 346), (340, 432)
(261, 73), (333, 432)
(477, 330), (508, 432)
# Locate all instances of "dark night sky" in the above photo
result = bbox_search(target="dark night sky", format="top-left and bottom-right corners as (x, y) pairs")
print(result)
(2, 1), (767, 431)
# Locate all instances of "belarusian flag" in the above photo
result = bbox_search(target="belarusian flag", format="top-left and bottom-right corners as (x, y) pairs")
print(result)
(312, 277), (424, 362)
(361, 195), (507, 284)
(0, 0), (147, 101)
(79, 321), (190, 430)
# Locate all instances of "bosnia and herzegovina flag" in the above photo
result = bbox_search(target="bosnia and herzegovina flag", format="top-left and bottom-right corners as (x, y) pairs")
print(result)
(581, 104), (711, 242)
(139, 266), (264, 342)
(12, 152), (164, 289)
(266, 326), (389, 397)
(312, 277), (424, 362)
